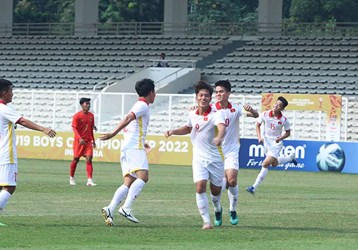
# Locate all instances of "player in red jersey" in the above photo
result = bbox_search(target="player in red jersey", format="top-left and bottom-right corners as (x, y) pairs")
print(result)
(69, 97), (97, 186)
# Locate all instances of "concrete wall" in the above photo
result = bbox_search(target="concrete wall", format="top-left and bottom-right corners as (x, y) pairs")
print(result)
(163, 0), (188, 35)
(104, 67), (200, 94)
(0, 0), (13, 36)
(258, 0), (283, 36)
(75, 0), (100, 36)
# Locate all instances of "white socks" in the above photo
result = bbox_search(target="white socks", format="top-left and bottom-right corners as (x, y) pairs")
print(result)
(228, 185), (239, 212)
(108, 185), (129, 213)
(221, 177), (227, 192)
(196, 192), (210, 224)
(122, 178), (146, 211)
(210, 193), (222, 212)
(278, 155), (292, 165)
(0, 190), (12, 210)
(253, 167), (269, 189)
(221, 178), (239, 212)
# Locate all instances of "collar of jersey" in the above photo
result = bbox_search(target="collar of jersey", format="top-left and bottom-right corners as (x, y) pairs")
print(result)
(269, 110), (282, 119)
(196, 105), (212, 116)
(215, 101), (232, 110)
(138, 97), (149, 105)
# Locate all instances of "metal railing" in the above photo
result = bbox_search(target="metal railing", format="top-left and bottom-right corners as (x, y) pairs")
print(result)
(1, 21), (358, 37)
(11, 90), (350, 142)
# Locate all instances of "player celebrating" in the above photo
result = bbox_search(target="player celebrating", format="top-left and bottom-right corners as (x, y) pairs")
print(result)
(69, 97), (97, 187)
(212, 80), (259, 225)
(0, 79), (56, 225)
(165, 80), (226, 230)
(246, 96), (297, 195)
(101, 78), (156, 226)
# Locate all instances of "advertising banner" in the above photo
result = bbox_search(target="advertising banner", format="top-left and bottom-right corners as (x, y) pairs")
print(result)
(261, 93), (342, 141)
(16, 131), (358, 173)
(16, 131), (193, 165)
(239, 138), (358, 174)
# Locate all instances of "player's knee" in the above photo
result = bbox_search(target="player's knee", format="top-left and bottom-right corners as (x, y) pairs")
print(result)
(227, 178), (237, 187)
(5, 186), (16, 194)
(140, 176), (149, 183)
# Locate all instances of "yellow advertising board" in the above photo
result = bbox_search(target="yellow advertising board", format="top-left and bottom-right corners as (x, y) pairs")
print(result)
(16, 131), (193, 165)
(261, 93), (342, 141)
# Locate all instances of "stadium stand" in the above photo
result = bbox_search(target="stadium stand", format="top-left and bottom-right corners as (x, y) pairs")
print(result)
(202, 37), (358, 96)
(3, 35), (357, 141)
(0, 35), (229, 91)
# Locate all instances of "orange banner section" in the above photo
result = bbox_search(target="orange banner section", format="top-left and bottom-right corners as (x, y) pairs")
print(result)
(261, 93), (342, 141)
(16, 131), (193, 165)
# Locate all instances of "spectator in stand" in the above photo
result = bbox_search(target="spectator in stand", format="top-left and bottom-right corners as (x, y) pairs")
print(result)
(157, 53), (169, 67)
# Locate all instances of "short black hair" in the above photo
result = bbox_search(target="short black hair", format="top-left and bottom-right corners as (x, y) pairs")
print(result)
(214, 80), (231, 92)
(0, 79), (13, 93)
(194, 80), (213, 96)
(277, 96), (288, 108)
(135, 78), (155, 97)
(79, 97), (91, 104)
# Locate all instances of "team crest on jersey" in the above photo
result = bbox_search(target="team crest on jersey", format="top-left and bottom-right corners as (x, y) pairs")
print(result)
(204, 117), (208, 121)
(230, 108), (236, 112)
(195, 124), (200, 130)
(278, 121), (282, 125)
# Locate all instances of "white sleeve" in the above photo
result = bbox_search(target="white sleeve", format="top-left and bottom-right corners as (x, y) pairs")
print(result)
(256, 112), (264, 124)
(186, 111), (193, 128)
(214, 110), (225, 126)
(130, 101), (148, 119)
(283, 118), (291, 131)
(3, 105), (22, 124)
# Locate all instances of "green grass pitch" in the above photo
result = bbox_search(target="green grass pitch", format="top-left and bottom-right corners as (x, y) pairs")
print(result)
(0, 159), (357, 249)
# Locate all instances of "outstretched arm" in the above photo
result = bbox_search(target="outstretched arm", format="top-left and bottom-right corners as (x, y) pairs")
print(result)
(17, 118), (56, 137)
(164, 126), (192, 138)
(244, 104), (259, 118)
(100, 112), (136, 140)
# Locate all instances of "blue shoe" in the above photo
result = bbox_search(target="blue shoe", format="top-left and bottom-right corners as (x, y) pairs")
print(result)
(246, 186), (255, 195)
(229, 210), (239, 225)
(214, 208), (222, 226)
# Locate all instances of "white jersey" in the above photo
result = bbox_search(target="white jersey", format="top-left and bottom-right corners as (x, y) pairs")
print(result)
(257, 110), (290, 140)
(0, 103), (22, 165)
(121, 99), (150, 152)
(186, 106), (225, 162)
(212, 102), (243, 155)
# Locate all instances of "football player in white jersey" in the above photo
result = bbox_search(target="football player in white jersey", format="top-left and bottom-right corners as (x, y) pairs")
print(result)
(213, 80), (258, 225)
(246, 96), (297, 195)
(0, 79), (56, 225)
(165, 80), (226, 230)
(101, 78), (156, 226)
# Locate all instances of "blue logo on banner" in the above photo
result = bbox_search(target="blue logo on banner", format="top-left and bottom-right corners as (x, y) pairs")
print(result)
(239, 139), (357, 174)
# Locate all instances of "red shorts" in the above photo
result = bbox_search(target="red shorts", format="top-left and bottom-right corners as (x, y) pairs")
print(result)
(73, 139), (93, 158)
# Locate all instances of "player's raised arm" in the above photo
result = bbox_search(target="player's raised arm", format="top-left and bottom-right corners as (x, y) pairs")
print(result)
(17, 118), (56, 137)
(100, 112), (136, 140)
(244, 104), (259, 118)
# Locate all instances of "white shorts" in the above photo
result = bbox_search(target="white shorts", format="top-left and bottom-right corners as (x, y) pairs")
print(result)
(264, 139), (283, 160)
(192, 158), (224, 187)
(224, 151), (239, 171)
(0, 163), (18, 186)
(120, 148), (148, 178)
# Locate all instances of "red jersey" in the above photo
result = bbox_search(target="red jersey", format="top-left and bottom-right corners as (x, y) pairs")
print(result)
(72, 111), (95, 142)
